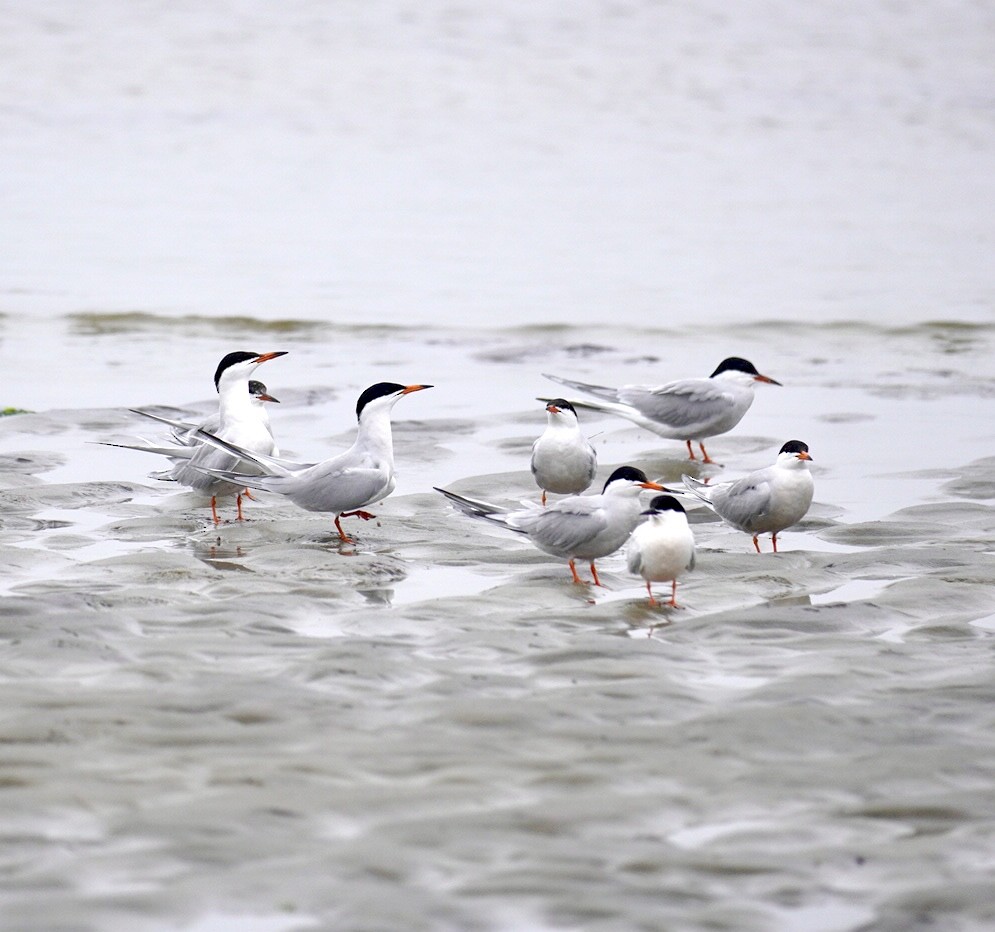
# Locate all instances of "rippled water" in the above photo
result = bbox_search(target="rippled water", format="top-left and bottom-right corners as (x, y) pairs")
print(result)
(1, 315), (994, 932)
(2, 1), (994, 930)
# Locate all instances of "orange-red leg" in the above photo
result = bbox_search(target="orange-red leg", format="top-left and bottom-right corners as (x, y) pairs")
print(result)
(685, 440), (696, 460)
(210, 496), (220, 526)
(752, 535), (761, 553)
(646, 581), (657, 606)
(568, 560), (583, 584)
(341, 510), (375, 521)
(236, 493), (245, 521)
(699, 442), (716, 464)
(334, 510), (375, 543)
(589, 561), (605, 587)
(333, 515), (353, 543)
(772, 533), (779, 553)
(541, 491), (548, 506)
(667, 579), (680, 608)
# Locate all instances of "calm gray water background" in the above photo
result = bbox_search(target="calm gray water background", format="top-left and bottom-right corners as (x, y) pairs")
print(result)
(1, 3), (994, 930)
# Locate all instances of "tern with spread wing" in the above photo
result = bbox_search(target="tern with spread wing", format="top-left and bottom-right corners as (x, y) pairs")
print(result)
(110, 351), (287, 523)
(626, 495), (695, 607)
(544, 357), (781, 464)
(530, 398), (598, 505)
(436, 465), (664, 587)
(678, 440), (814, 552)
(107, 379), (279, 459)
(189, 382), (432, 542)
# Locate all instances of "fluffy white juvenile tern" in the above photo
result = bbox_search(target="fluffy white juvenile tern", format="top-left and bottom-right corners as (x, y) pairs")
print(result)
(530, 398), (598, 505)
(544, 356), (781, 464)
(189, 382), (432, 542)
(677, 440), (814, 552)
(626, 495), (696, 608)
(436, 465), (665, 587)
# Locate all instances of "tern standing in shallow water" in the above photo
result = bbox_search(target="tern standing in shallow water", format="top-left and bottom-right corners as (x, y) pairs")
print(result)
(626, 495), (695, 607)
(530, 398), (598, 505)
(678, 440), (814, 553)
(543, 356), (781, 464)
(436, 466), (665, 587)
(123, 351), (287, 523)
(190, 382), (432, 542)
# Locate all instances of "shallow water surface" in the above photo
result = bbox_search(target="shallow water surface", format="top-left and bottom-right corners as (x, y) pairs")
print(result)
(2, 0), (994, 928)
(1, 315), (994, 932)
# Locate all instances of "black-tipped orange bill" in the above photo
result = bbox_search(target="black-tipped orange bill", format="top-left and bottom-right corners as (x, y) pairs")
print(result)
(755, 374), (782, 385)
(797, 451), (813, 461)
(402, 384), (433, 394)
(640, 481), (666, 491)
(255, 351), (289, 364)
(258, 393), (280, 403)
(546, 403), (561, 414)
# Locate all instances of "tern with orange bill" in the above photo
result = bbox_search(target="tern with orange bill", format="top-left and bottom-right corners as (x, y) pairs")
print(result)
(530, 398), (597, 505)
(677, 440), (814, 552)
(543, 356), (781, 464)
(189, 382), (432, 542)
(626, 495), (696, 607)
(111, 350), (287, 523)
(436, 466), (665, 587)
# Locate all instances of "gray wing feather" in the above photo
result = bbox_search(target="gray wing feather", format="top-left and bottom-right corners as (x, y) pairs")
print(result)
(528, 498), (609, 552)
(542, 374), (620, 403)
(97, 439), (196, 459)
(192, 429), (309, 476)
(712, 472), (774, 530)
(618, 381), (734, 430)
(435, 487), (529, 535)
(679, 474), (713, 507)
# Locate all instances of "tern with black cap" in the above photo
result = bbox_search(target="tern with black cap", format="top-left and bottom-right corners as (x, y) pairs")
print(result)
(436, 465), (665, 587)
(677, 440), (814, 553)
(530, 398), (598, 505)
(626, 495), (696, 607)
(115, 350), (288, 523)
(543, 357), (781, 464)
(190, 382), (432, 542)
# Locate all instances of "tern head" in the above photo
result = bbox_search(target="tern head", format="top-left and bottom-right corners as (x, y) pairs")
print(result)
(709, 356), (782, 387)
(214, 351), (288, 392)
(602, 465), (666, 496)
(248, 380), (279, 404)
(356, 382), (433, 420)
(777, 440), (813, 467)
(545, 398), (578, 419)
(641, 494), (687, 517)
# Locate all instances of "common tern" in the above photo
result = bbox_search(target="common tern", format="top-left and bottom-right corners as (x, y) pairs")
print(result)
(435, 465), (665, 587)
(121, 351), (287, 523)
(194, 379), (279, 438)
(531, 398), (598, 505)
(544, 357), (781, 464)
(626, 495), (695, 607)
(188, 382), (432, 542)
(678, 440), (814, 553)
(106, 380), (279, 459)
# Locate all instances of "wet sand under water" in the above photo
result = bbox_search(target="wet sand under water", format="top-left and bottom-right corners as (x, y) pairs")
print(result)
(1, 318), (994, 931)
